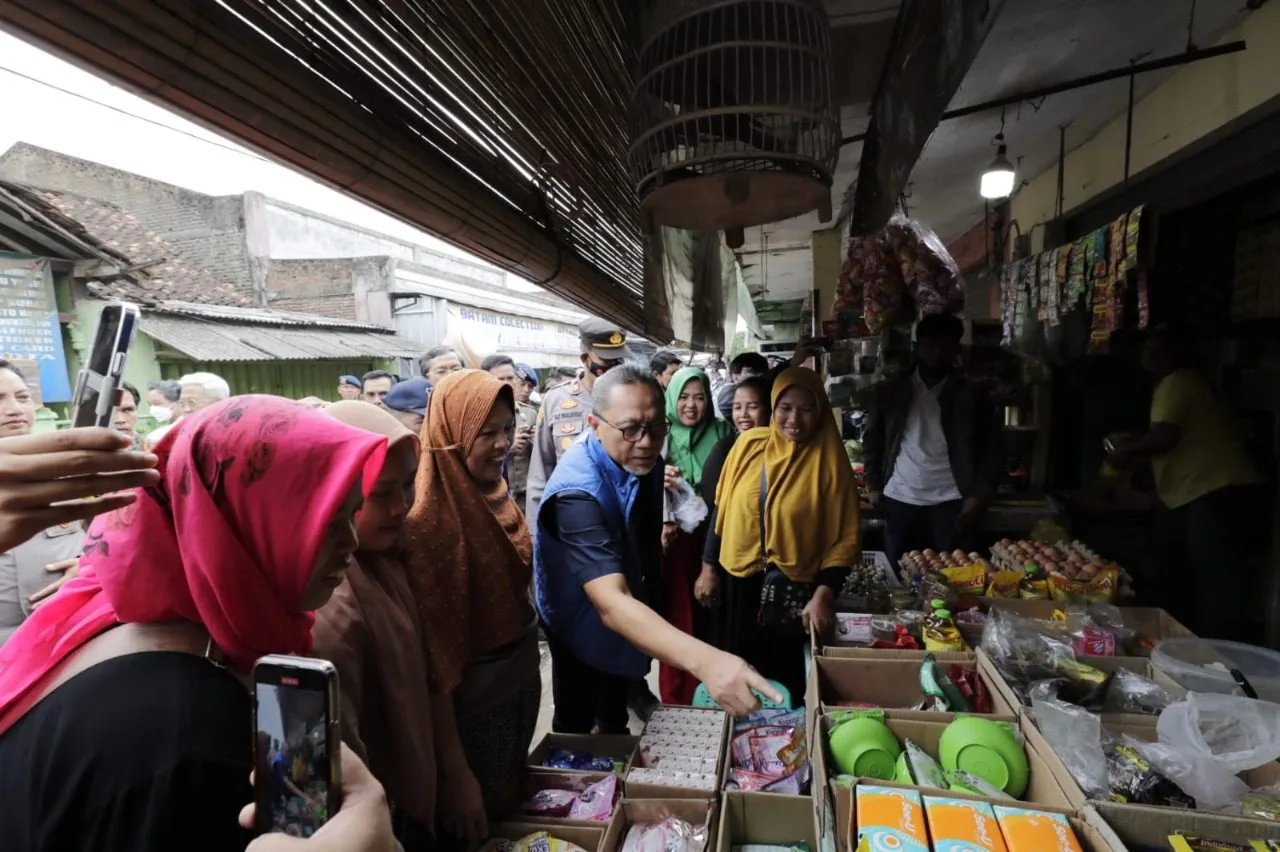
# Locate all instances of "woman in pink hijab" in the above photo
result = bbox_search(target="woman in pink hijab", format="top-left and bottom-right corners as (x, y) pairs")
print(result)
(0, 396), (387, 852)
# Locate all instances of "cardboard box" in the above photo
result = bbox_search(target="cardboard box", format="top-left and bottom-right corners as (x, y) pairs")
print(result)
(625, 706), (730, 799)
(807, 655), (1020, 720)
(1087, 801), (1280, 850)
(717, 790), (817, 852)
(528, 733), (639, 773)
(813, 712), (1074, 852)
(821, 646), (977, 664)
(509, 771), (619, 828)
(1026, 717), (1280, 813)
(976, 648), (1184, 725)
(489, 821), (615, 852)
(982, 600), (1195, 652)
(811, 620), (976, 662)
(611, 798), (718, 852)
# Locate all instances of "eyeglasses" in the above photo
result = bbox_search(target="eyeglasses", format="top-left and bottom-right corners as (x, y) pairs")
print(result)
(598, 416), (668, 443)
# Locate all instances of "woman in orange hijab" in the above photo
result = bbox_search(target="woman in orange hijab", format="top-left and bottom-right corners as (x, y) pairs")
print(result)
(404, 369), (539, 847)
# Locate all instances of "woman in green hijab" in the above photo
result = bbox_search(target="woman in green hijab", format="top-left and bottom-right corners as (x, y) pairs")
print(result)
(659, 366), (731, 704)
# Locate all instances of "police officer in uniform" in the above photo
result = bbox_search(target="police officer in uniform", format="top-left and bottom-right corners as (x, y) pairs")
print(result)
(0, 360), (84, 647)
(525, 318), (634, 521)
(504, 364), (539, 510)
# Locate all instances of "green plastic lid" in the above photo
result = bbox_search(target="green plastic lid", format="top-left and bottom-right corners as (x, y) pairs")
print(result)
(930, 598), (945, 609)
(935, 609), (952, 619)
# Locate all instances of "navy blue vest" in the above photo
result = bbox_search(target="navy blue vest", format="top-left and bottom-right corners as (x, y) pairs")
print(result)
(533, 433), (659, 679)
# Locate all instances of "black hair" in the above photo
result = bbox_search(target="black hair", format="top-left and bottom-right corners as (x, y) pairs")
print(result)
(0, 358), (25, 381)
(649, 350), (682, 375)
(915, 312), (965, 343)
(480, 354), (515, 372)
(361, 370), (396, 387)
(147, 379), (182, 402)
(419, 345), (457, 375)
(735, 374), (774, 412)
(729, 352), (769, 376)
(119, 381), (140, 406)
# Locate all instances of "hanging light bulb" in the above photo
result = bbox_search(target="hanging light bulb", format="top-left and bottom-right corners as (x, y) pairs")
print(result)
(980, 138), (1016, 200)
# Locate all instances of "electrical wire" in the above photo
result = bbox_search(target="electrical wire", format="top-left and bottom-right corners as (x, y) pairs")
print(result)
(0, 64), (270, 161)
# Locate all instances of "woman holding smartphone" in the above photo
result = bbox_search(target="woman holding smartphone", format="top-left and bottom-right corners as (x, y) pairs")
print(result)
(0, 397), (387, 852)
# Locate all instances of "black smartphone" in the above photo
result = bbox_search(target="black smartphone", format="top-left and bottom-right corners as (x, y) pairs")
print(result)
(71, 301), (140, 428)
(252, 655), (342, 837)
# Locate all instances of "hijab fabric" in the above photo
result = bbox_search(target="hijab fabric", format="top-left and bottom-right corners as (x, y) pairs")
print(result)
(404, 369), (534, 696)
(317, 401), (437, 826)
(664, 367), (730, 488)
(0, 396), (387, 731)
(714, 368), (860, 581)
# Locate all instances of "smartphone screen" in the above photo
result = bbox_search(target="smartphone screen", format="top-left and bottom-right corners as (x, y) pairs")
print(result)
(72, 303), (137, 429)
(253, 658), (340, 837)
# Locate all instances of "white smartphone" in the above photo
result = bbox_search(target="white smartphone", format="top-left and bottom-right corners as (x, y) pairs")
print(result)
(253, 655), (342, 837)
(70, 301), (140, 429)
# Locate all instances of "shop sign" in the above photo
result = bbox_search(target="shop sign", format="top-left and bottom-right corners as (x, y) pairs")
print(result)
(0, 255), (70, 402)
(448, 305), (578, 354)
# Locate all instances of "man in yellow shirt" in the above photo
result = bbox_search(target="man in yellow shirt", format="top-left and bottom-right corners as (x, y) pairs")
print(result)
(1110, 325), (1263, 640)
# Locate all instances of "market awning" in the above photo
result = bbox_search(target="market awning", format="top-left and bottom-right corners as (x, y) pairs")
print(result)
(141, 313), (422, 363)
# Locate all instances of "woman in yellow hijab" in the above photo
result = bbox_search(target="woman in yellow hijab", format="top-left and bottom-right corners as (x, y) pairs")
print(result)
(700, 367), (860, 702)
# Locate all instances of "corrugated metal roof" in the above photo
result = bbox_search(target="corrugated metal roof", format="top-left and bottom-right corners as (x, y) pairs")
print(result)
(151, 300), (391, 331)
(141, 314), (421, 362)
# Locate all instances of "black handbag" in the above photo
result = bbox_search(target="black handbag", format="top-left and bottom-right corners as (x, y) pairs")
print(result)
(755, 463), (814, 636)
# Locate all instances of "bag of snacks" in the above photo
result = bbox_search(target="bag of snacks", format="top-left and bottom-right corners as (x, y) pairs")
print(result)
(851, 232), (909, 333)
(882, 215), (965, 315)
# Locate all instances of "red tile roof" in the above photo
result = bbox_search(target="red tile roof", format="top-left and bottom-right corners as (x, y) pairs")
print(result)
(7, 182), (251, 306)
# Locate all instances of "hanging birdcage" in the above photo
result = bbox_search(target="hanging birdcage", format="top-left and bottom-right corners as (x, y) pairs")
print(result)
(628, 0), (840, 233)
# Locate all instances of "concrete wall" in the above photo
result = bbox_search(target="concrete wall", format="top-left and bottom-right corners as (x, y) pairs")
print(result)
(0, 143), (256, 298)
(1010, 4), (1280, 253)
(260, 199), (506, 289)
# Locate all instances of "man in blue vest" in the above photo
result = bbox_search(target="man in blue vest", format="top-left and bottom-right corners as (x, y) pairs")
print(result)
(534, 364), (777, 732)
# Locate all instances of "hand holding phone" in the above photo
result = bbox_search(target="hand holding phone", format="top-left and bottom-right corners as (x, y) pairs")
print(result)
(0, 428), (159, 552)
(239, 742), (397, 852)
(253, 655), (342, 838)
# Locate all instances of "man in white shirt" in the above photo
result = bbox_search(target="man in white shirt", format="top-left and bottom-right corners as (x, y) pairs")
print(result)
(863, 314), (1001, 568)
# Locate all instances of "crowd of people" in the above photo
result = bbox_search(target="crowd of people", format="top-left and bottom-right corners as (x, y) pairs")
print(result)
(0, 317), (822, 852)
(0, 305), (1260, 851)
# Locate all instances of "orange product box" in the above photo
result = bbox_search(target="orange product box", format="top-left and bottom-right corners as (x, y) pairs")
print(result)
(854, 785), (928, 852)
(993, 805), (1083, 852)
(923, 796), (1008, 852)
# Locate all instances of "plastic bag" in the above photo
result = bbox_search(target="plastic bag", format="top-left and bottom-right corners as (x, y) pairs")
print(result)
(1105, 735), (1193, 808)
(1103, 668), (1173, 716)
(980, 609), (1108, 707)
(668, 479), (708, 533)
(1029, 684), (1109, 798)
(1155, 693), (1280, 811)
(882, 215), (964, 315)
(621, 817), (709, 852)
(849, 232), (908, 333)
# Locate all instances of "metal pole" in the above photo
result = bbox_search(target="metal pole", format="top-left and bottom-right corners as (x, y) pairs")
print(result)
(1124, 71), (1136, 188)
(1056, 125), (1067, 218)
(840, 41), (1246, 146)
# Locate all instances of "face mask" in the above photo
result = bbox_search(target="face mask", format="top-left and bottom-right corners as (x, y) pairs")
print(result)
(150, 406), (172, 423)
